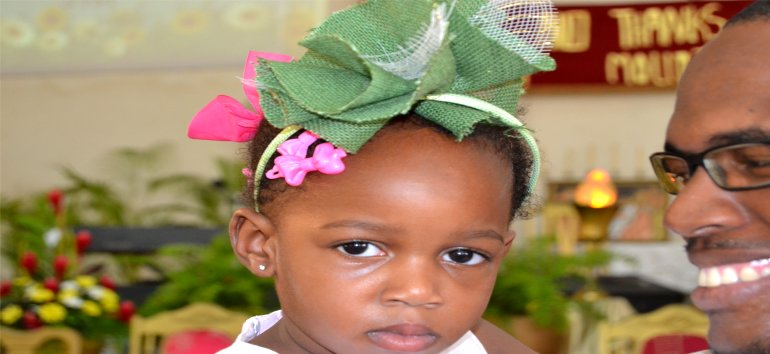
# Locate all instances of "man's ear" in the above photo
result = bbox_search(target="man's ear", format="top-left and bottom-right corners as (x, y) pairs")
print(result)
(229, 208), (277, 277)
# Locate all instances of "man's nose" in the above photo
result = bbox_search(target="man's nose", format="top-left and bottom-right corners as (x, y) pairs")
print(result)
(664, 167), (747, 238)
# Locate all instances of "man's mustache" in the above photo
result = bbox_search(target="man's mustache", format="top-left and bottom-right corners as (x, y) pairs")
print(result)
(686, 237), (770, 252)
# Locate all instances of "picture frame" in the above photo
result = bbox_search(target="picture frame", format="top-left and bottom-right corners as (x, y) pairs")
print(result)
(547, 180), (669, 242)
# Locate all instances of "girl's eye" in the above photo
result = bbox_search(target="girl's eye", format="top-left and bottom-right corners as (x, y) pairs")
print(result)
(442, 248), (488, 265)
(336, 241), (384, 257)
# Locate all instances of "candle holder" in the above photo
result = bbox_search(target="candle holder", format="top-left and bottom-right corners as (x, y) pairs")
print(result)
(575, 204), (619, 248)
(571, 168), (619, 301)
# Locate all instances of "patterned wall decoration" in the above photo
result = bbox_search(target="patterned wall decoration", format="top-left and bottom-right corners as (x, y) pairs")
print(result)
(1, 1), (353, 74)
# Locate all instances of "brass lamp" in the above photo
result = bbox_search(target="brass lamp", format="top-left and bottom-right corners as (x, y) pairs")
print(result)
(574, 168), (618, 247)
(572, 168), (618, 301)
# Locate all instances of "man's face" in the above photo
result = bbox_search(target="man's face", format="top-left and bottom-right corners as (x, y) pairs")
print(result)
(664, 20), (770, 354)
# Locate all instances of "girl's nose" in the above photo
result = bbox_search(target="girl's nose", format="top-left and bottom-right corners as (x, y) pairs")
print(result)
(380, 257), (443, 308)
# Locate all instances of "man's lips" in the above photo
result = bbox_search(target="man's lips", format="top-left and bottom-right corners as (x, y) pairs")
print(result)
(367, 324), (439, 352)
(697, 257), (770, 287)
(689, 256), (770, 312)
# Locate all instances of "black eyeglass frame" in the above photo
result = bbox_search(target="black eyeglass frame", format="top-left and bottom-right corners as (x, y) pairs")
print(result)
(649, 142), (770, 194)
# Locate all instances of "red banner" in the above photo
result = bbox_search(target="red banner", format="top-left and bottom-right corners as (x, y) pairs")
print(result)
(530, 1), (752, 90)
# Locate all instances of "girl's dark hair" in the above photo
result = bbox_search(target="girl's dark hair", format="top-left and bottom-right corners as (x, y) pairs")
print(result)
(243, 113), (537, 220)
(726, 1), (770, 27)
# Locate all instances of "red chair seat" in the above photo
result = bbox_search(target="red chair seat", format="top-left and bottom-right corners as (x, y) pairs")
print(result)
(162, 330), (233, 354)
(642, 334), (709, 354)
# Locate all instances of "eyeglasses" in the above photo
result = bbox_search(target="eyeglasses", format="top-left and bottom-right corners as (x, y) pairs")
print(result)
(649, 142), (770, 195)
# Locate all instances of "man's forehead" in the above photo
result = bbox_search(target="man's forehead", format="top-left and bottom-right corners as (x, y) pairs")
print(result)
(666, 21), (770, 153)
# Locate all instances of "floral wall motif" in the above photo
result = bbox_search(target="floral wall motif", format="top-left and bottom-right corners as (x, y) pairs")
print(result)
(1, 0), (349, 74)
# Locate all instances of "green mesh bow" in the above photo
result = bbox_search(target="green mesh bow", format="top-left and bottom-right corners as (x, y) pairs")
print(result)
(254, 0), (557, 153)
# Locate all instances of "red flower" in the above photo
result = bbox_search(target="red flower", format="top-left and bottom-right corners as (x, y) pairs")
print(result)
(0, 280), (11, 297)
(117, 300), (135, 323)
(43, 277), (59, 292)
(47, 189), (63, 216)
(20, 251), (38, 275)
(53, 255), (69, 279)
(75, 230), (92, 255)
(100, 275), (116, 290)
(23, 311), (42, 329)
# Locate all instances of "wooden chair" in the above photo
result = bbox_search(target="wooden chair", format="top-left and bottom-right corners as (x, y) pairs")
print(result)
(597, 304), (709, 354)
(129, 302), (250, 354)
(0, 326), (82, 354)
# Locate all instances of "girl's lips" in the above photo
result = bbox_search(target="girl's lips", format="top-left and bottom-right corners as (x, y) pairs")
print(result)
(367, 324), (438, 352)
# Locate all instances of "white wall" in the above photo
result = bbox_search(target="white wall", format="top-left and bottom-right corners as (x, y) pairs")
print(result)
(1, 69), (242, 198)
(524, 91), (673, 183)
(1, 73), (673, 198)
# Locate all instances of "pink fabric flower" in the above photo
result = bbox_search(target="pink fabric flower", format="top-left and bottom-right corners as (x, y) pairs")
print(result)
(188, 51), (292, 142)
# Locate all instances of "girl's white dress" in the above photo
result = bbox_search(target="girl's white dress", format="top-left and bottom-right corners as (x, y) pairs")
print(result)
(217, 310), (487, 353)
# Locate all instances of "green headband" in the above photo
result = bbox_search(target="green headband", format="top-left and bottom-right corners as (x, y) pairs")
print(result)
(251, 0), (556, 211)
(252, 95), (541, 212)
(425, 93), (540, 193)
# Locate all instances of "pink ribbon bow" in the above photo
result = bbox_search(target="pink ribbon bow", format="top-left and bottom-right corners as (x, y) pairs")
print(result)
(266, 132), (347, 186)
(187, 51), (293, 142)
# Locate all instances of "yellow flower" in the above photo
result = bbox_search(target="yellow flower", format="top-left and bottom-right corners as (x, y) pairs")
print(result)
(58, 288), (78, 300)
(1, 305), (23, 324)
(28, 287), (55, 303)
(81, 300), (102, 317)
(76, 275), (97, 288)
(59, 289), (83, 308)
(39, 303), (67, 324)
(99, 289), (119, 313)
(13, 276), (32, 287)
(37, 6), (69, 32)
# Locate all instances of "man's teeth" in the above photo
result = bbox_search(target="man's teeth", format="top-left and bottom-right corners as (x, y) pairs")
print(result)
(698, 258), (770, 288)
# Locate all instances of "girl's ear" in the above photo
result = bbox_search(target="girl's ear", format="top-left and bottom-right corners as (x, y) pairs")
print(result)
(229, 208), (277, 277)
(503, 230), (516, 253)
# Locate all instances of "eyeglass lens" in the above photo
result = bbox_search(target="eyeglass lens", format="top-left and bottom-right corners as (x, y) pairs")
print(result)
(651, 143), (770, 194)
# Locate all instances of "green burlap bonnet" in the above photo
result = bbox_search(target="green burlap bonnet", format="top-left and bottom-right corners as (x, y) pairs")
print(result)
(255, 0), (556, 153)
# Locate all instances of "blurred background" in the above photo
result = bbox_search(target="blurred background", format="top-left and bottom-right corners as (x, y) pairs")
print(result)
(0, 1), (747, 353)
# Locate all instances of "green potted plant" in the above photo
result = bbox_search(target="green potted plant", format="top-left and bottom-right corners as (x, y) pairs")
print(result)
(485, 235), (616, 354)
(138, 234), (279, 317)
(61, 144), (242, 227)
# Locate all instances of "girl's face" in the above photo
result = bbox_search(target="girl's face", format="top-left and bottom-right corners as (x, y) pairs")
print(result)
(265, 123), (516, 353)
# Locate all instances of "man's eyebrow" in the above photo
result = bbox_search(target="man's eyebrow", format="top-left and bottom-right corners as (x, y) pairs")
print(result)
(665, 128), (770, 154)
(664, 142), (687, 155)
(707, 128), (770, 147)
